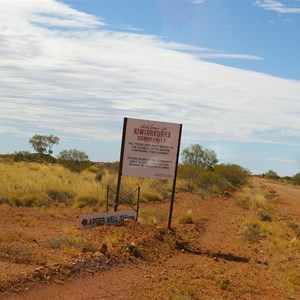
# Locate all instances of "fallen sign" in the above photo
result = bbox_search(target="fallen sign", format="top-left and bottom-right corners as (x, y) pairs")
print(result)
(79, 210), (137, 230)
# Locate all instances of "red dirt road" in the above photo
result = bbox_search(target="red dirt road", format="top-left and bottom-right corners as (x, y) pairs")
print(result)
(3, 180), (300, 299)
(254, 177), (300, 221)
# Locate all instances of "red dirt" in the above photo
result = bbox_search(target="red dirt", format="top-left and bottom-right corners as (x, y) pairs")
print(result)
(1, 179), (300, 299)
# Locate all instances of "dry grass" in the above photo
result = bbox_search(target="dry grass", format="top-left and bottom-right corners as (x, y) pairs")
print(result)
(177, 210), (193, 224)
(0, 242), (44, 264)
(49, 228), (97, 257)
(234, 186), (267, 210)
(0, 162), (174, 208)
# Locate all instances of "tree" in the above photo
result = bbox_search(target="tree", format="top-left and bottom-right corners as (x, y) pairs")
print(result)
(29, 134), (60, 162)
(263, 170), (280, 180)
(291, 173), (300, 185)
(181, 144), (218, 169)
(57, 149), (92, 173)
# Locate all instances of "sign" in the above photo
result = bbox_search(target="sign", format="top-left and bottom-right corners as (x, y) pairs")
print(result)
(79, 210), (137, 230)
(121, 118), (181, 180)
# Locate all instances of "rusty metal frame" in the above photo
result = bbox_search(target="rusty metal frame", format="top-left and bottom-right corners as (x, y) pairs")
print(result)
(106, 185), (140, 221)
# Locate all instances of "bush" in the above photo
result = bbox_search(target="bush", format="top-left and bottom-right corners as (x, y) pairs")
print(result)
(214, 164), (250, 187)
(199, 171), (229, 194)
(13, 151), (36, 162)
(177, 164), (207, 192)
(263, 170), (280, 180)
(240, 222), (261, 243)
(291, 173), (300, 185)
(57, 149), (92, 173)
(178, 163), (249, 195)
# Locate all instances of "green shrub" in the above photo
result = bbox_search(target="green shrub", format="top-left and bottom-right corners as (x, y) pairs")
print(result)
(263, 170), (280, 180)
(214, 164), (250, 187)
(199, 171), (229, 194)
(291, 173), (300, 185)
(13, 151), (36, 162)
(177, 164), (207, 192)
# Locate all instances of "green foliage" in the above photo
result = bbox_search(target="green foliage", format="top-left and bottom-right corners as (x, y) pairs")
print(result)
(181, 144), (218, 169)
(291, 173), (300, 185)
(102, 161), (119, 173)
(177, 164), (206, 192)
(214, 164), (250, 187)
(13, 151), (36, 162)
(29, 134), (60, 162)
(57, 149), (92, 173)
(178, 163), (246, 195)
(263, 170), (280, 180)
(199, 171), (229, 194)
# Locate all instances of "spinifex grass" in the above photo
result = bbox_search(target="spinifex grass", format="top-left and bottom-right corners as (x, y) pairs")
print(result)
(0, 162), (106, 207)
(0, 162), (171, 208)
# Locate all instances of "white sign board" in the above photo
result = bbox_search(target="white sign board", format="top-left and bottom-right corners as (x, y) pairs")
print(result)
(79, 210), (137, 230)
(122, 118), (181, 180)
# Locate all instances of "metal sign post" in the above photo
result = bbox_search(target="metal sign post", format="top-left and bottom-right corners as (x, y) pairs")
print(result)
(168, 124), (182, 229)
(114, 118), (128, 212)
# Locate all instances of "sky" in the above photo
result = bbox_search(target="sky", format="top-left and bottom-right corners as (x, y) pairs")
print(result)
(0, 0), (299, 176)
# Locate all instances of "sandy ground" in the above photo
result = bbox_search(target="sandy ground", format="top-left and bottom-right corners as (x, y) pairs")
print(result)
(1, 178), (300, 299)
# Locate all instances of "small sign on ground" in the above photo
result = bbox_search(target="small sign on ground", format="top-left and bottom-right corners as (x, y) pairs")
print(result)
(79, 210), (137, 230)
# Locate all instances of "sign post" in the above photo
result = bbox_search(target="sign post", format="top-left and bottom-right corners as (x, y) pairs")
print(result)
(115, 117), (182, 228)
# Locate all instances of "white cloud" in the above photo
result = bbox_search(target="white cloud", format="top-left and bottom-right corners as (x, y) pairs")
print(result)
(192, 0), (205, 4)
(256, 0), (300, 13)
(266, 157), (298, 163)
(0, 0), (299, 147)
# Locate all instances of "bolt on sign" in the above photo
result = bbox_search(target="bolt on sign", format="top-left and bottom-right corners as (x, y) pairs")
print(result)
(79, 210), (137, 230)
(121, 118), (182, 180)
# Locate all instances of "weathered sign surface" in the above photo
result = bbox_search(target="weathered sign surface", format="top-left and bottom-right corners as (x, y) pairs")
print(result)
(79, 210), (137, 230)
(121, 118), (181, 180)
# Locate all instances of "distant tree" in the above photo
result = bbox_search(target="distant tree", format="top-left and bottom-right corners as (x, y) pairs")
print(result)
(291, 173), (300, 185)
(263, 170), (280, 180)
(57, 149), (92, 173)
(181, 144), (218, 169)
(13, 151), (36, 162)
(29, 134), (60, 162)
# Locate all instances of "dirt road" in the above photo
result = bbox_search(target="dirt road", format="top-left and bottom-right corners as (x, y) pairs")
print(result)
(3, 180), (300, 299)
(254, 177), (300, 220)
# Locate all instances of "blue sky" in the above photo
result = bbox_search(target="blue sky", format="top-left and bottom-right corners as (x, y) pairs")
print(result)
(0, 0), (299, 176)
